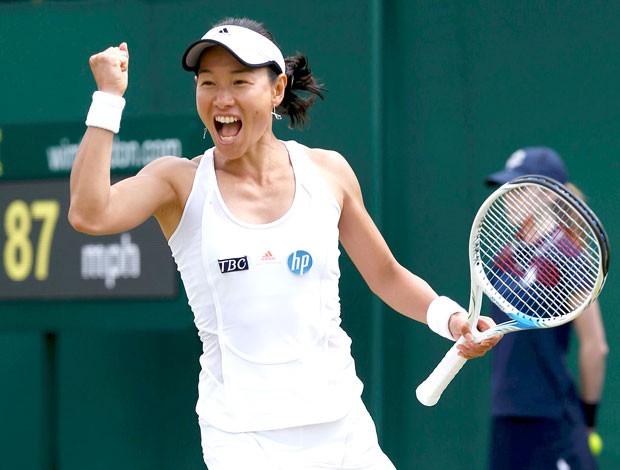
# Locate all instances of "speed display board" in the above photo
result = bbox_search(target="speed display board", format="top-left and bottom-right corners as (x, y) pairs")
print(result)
(0, 117), (205, 302)
(0, 178), (177, 300)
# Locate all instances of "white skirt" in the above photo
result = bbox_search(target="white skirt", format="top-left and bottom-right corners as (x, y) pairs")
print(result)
(199, 397), (397, 470)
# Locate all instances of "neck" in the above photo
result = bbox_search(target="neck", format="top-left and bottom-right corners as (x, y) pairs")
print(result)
(215, 137), (289, 183)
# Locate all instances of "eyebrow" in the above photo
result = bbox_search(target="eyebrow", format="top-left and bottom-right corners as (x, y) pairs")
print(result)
(197, 66), (253, 75)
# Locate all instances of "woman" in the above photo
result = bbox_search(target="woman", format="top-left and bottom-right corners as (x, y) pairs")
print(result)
(485, 147), (608, 470)
(70, 17), (499, 470)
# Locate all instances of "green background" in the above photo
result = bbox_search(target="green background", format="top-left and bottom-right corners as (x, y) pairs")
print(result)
(0, 1), (618, 469)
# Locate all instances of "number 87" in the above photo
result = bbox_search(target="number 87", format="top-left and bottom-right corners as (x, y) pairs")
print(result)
(3, 199), (60, 281)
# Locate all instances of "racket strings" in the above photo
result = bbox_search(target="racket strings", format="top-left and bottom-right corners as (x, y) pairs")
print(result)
(488, 194), (597, 315)
(485, 222), (596, 316)
(499, 196), (600, 294)
(478, 185), (601, 322)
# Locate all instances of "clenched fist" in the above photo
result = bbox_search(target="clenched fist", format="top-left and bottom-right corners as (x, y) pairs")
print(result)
(89, 42), (129, 97)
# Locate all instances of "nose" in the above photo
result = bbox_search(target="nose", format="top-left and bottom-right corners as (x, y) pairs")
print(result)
(213, 87), (234, 108)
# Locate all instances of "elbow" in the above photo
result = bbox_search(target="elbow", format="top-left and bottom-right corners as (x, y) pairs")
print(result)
(584, 340), (609, 363)
(598, 341), (610, 361)
(67, 207), (90, 234)
(594, 336), (609, 360)
(67, 206), (104, 235)
(365, 258), (401, 297)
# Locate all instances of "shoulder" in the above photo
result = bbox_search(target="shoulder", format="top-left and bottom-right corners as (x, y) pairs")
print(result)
(136, 154), (202, 188)
(136, 154), (202, 205)
(300, 145), (349, 170)
(294, 144), (361, 207)
(139, 154), (201, 175)
(137, 155), (204, 237)
(296, 144), (356, 183)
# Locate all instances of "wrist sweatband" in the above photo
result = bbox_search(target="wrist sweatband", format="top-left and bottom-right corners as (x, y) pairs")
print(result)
(581, 400), (599, 428)
(427, 296), (466, 341)
(85, 91), (126, 133)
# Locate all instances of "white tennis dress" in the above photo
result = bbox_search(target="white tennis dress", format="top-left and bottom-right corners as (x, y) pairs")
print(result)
(168, 140), (363, 433)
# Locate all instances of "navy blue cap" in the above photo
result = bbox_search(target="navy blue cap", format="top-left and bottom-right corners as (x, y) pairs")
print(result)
(486, 147), (568, 186)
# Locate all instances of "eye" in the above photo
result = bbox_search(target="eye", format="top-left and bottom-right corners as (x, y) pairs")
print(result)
(233, 79), (248, 85)
(199, 79), (215, 87)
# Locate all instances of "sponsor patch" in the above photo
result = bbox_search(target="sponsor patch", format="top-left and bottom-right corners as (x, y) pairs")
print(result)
(218, 256), (249, 273)
(287, 250), (313, 275)
(256, 250), (280, 267)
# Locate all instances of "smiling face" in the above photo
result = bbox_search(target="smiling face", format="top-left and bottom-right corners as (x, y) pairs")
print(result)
(195, 45), (285, 158)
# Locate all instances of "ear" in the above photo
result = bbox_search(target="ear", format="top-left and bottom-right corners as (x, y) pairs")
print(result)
(272, 73), (287, 107)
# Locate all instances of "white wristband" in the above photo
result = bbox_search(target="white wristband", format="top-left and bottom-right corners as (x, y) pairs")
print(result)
(426, 296), (466, 341)
(85, 91), (126, 133)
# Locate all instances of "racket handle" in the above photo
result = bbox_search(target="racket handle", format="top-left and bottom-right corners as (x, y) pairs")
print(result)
(416, 338), (468, 406)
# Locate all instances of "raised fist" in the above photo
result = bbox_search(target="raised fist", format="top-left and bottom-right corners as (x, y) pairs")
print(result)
(88, 42), (129, 97)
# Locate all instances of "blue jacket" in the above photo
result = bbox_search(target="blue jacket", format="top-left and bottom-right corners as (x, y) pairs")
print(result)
(490, 303), (579, 418)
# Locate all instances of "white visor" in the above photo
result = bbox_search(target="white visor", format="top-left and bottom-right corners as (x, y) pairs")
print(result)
(182, 25), (285, 75)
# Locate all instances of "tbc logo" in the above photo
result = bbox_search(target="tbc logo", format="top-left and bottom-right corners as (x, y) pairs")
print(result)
(287, 250), (313, 276)
(218, 256), (249, 273)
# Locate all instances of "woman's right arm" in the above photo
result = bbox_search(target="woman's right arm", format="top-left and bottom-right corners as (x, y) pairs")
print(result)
(69, 43), (179, 236)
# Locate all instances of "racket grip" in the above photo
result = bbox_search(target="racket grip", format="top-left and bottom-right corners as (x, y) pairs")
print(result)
(416, 338), (468, 406)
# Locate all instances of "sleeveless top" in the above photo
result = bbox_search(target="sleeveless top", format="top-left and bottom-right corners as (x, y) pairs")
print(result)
(168, 140), (363, 432)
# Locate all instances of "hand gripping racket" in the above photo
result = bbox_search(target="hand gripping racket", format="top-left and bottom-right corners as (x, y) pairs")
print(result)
(416, 175), (610, 406)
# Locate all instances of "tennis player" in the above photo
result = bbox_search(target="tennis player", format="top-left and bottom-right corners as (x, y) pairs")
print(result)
(485, 147), (608, 470)
(69, 17), (500, 469)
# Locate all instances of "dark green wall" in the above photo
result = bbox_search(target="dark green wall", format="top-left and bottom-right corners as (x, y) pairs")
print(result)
(0, 1), (618, 469)
(381, 2), (620, 468)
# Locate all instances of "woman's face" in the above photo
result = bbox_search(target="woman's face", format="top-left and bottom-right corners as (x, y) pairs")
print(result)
(503, 186), (557, 241)
(503, 187), (532, 227)
(195, 45), (283, 157)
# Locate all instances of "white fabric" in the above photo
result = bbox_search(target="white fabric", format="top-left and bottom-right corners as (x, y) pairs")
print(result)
(168, 140), (363, 432)
(199, 397), (397, 470)
(427, 296), (465, 341)
(85, 91), (125, 133)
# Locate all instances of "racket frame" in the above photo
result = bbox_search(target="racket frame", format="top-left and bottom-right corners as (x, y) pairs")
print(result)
(416, 175), (610, 406)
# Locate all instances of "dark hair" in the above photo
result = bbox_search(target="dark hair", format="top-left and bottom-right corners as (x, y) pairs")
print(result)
(212, 17), (325, 129)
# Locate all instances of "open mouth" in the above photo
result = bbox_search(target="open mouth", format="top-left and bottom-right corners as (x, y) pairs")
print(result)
(214, 115), (242, 143)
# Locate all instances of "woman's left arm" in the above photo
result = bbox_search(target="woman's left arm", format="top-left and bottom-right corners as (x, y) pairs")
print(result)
(575, 300), (608, 406)
(311, 148), (499, 356)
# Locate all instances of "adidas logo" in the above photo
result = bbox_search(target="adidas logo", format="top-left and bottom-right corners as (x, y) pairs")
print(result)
(261, 250), (276, 261)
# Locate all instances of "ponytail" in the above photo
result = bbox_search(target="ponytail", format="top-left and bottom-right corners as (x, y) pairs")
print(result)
(277, 53), (325, 129)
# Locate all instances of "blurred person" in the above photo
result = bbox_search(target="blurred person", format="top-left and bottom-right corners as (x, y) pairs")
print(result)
(485, 147), (608, 470)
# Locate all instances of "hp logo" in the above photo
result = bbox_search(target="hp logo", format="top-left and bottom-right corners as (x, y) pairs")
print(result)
(287, 250), (313, 276)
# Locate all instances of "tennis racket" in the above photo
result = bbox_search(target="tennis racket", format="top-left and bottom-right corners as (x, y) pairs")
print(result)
(416, 175), (610, 406)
